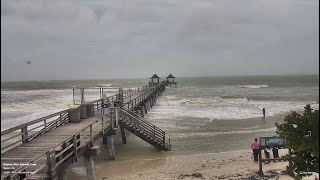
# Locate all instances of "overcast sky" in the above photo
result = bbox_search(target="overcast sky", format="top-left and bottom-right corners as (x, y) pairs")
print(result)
(1, 0), (319, 81)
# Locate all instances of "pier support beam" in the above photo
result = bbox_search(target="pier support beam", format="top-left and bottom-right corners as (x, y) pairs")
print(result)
(146, 99), (149, 111)
(84, 155), (97, 180)
(144, 103), (148, 114)
(147, 99), (151, 110)
(107, 135), (116, 160)
(103, 135), (116, 160)
(120, 125), (127, 144)
(140, 106), (144, 118)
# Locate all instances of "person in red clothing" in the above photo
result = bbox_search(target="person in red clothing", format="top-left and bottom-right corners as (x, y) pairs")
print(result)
(251, 138), (260, 162)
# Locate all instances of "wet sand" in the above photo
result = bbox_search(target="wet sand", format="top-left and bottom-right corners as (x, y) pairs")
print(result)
(64, 149), (293, 180)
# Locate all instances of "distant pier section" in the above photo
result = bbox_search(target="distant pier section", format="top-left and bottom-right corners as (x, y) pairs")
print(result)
(149, 73), (177, 88)
(1, 74), (177, 180)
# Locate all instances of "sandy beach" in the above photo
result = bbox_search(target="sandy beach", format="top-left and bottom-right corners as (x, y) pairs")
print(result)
(63, 112), (302, 180)
(64, 148), (296, 180)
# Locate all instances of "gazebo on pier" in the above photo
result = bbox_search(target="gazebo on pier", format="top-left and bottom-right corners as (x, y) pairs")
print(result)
(149, 74), (160, 85)
(166, 74), (177, 87)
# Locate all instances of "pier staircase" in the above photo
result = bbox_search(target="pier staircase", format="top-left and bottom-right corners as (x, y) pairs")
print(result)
(118, 108), (171, 151)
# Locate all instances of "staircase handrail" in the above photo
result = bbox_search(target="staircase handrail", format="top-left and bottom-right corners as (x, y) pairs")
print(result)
(120, 109), (165, 135)
(125, 109), (164, 134)
(119, 109), (165, 141)
(119, 110), (164, 138)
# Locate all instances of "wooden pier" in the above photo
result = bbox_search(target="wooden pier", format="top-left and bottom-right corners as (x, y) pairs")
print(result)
(1, 75), (176, 180)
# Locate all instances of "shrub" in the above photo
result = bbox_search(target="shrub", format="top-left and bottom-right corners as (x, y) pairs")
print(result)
(275, 104), (319, 177)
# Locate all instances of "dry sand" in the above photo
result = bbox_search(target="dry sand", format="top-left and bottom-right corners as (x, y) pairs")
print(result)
(65, 149), (296, 180)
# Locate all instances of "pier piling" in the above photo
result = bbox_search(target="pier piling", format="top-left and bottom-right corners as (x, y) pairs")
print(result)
(106, 135), (116, 160)
(120, 125), (127, 144)
(84, 155), (97, 180)
(140, 106), (144, 118)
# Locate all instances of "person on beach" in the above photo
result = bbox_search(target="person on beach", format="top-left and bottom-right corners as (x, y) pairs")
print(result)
(262, 108), (265, 117)
(251, 138), (260, 162)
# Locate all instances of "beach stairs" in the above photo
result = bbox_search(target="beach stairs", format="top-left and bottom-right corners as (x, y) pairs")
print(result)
(118, 108), (171, 151)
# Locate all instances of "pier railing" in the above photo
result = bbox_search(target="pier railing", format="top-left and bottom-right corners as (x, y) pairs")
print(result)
(1, 116), (108, 180)
(122, 82), (166, 110)
(1, 98), (107, 154)
(1, 109), (70, 153)
(72, 83), (153, 105)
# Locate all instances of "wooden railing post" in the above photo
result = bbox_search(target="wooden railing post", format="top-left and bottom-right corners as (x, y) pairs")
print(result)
(136, 116), (139, 129)
(116, 107), (119, 126)
(163, 132), (165, 144)
(21, 127), (28, 143)
(169, 135), (171, 150)
(90, 125), (93, 147)
(96, 102), (98, 111)
(102, 117), (104, 135)
(101, 99), (103, 115)
(46, 150), (57, 179)
(131, 101), (134, 111)
(56, 114), (61, 127)
(110, 108), (114, 129)
(153, 125), (155, 144)
(44, 119), (47, 132)
(73, 135), (78, 162)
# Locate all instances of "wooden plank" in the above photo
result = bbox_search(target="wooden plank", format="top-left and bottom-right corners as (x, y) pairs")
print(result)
(17, 143), (60, 147)
(2, 148), (47, 154)
(3, 149), (47, 155)
(1, 155), (41, 159)
(21, 138), (68, 143)
(9, 146), (50, 149)
(1, 158), (36, 161)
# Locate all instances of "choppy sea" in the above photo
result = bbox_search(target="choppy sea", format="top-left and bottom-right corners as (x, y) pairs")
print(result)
(1, 75), (319, 156)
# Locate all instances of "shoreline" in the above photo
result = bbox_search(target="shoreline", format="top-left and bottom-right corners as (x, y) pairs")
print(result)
(64, 149), (293, 180)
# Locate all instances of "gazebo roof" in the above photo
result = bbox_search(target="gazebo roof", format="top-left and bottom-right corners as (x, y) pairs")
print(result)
(150, 74), (160, 79)
(166, 74), (176, 78)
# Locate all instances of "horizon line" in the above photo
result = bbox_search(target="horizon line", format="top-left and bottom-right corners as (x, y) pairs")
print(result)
(1, 73), (319, 83)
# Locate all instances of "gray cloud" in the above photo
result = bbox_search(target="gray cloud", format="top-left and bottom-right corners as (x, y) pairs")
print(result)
(1, 0), (319, 81)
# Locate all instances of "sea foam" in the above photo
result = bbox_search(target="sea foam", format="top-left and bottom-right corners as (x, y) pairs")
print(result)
(146, 96), (319, 121)
(238, 85), (269, 89)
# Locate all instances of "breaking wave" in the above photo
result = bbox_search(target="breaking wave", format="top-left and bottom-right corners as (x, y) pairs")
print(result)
(97, 83), (112, 87)
(159, 96), (249, 106)
(146, 95), (319, 121)
(238, 85), (269, 89)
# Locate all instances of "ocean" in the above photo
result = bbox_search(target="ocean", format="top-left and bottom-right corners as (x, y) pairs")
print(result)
(1, 75), (319, 158)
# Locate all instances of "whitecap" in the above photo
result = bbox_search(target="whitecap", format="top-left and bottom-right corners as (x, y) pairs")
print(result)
(97, 83), (112, 87)
(147, 99), (319, 121)
(238, 85), (269, 89)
